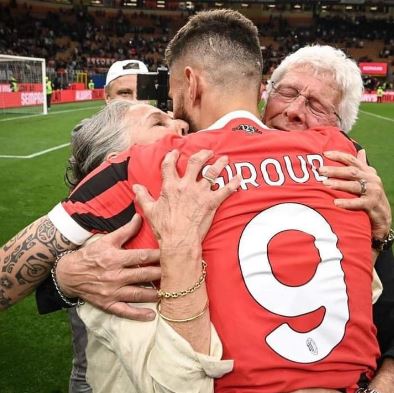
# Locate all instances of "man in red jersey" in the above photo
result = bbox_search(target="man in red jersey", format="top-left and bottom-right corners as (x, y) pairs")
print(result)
(49, 10), (380, 392)
(0, 10), (386, 392)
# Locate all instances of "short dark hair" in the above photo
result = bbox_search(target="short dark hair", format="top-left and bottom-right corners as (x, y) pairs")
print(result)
(165, 9), (263, 86)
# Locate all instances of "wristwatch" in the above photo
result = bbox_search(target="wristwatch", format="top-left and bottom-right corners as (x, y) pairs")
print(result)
(372, 228), (394, 252)
(356, 388), (381, 393)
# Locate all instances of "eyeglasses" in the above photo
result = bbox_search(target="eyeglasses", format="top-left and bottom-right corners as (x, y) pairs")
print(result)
(270, 82), (342, 125)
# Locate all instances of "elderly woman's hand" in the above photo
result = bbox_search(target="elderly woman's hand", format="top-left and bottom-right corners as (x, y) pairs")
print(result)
(133, 149), (240, 354)
(133, 149), (240, 248)
(319, 149), (392, 241)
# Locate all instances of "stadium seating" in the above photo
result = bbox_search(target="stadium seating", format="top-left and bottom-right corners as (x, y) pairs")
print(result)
(0, 0), (392, 89)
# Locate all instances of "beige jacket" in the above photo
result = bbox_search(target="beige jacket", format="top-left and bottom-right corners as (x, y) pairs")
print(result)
(78, 302), (233, 393)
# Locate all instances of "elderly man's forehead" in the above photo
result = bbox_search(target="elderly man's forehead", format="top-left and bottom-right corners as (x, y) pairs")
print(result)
(282, 65), (336, 84)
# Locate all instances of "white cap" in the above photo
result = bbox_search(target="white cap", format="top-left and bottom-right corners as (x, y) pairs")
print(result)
(105, 60), (149, 86)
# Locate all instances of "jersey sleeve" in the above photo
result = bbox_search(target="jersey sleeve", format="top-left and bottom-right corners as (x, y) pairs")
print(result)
(48, 154), (136, 244)
(48, 134), (186, 245)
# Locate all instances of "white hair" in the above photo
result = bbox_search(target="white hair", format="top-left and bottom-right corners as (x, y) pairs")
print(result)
(267, 45), (363, 133)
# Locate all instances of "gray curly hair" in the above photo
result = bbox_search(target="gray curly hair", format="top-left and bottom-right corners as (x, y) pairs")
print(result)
(65, 100), (136, 189)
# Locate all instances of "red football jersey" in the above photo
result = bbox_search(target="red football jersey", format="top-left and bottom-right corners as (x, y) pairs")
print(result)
(50, 111), (379, 392)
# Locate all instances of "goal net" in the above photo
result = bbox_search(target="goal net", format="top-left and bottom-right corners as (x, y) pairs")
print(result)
(0, 55), (47, 117)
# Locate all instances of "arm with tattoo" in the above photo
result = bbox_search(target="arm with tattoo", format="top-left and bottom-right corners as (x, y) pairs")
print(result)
(0, 216), (76, 309)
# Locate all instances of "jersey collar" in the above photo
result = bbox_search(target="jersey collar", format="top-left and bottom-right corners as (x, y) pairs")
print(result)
(204, 110), (269, 131)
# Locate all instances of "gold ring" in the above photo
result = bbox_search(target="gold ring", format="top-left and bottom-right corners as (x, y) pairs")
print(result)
(202, 173), (216, 185)
(359, 178), (367, 195)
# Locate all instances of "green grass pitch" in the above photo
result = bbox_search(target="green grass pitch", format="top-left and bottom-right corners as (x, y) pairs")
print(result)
(0, 101), (393, 392)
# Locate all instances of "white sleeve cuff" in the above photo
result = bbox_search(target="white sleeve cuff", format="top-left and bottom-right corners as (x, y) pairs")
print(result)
(48, 203), (92, 245)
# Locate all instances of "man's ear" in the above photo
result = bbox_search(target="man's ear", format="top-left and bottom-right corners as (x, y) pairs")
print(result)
(106, 151), (119, 160)
(104, 85), (111, 103)
(184, 66), (202, 106)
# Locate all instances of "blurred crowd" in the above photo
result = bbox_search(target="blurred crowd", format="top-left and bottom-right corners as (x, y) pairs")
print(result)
(0, 1), (392, 89)
(258, 14), (393, 73)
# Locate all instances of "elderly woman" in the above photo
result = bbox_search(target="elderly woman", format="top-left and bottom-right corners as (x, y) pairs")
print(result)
(62, 100), (237, 392)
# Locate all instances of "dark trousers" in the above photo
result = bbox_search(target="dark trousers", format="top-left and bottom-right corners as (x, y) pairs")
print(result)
(68, 308), (92, 393)
(46, 93), (52, 108)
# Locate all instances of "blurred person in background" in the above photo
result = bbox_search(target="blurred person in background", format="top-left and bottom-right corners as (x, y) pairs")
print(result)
(9, 75), (18, 92)
(46, 76), (53, 109)
(104, 59), (148, 103)
(376, 85), (384, 104)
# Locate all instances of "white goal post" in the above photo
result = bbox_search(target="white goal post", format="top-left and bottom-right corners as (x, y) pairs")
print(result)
(0, 54), (47, 115)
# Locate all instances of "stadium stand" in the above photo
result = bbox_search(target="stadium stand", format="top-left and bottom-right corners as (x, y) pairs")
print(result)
(0, 0), (392, 90)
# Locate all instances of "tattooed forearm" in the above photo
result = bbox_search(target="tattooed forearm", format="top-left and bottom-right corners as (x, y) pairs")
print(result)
(2, 218), (73, 274)
(2, 234), (36, 274)
(0, 276), (13, 308)
(0, 288), (11, 308)
(0, 215), (77, 309)
(16, 256), (51, 285)
(3, 222), (34, 252)
(0, 275), (13, 289)
(36, 217), (70, 257)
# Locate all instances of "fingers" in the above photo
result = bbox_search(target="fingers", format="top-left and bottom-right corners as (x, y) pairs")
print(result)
(119, 248), (161, 267)
(323, 150), (366, 169)
(323, 178), (368, 196)
(357, 148), (367, 164)
(184, 149), (214, 181)
(115, 285), (159, 303)
(106, 302), (157, 321)
(105, 214), (142, 247)
(133, 184), (154, 216)
(213, 174), (241, 204)
(319, 164), (363, 181)
(118, 265), (161, 284)
(84, 283), (159, 320)
(161, 148), (231, 191)
(333, 197), (369, 210)
(319, 163), (378, 182)
(201, 155), (229, 186)
(161, 149), (181, 184)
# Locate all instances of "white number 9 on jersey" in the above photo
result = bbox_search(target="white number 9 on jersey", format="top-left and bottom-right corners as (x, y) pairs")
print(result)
(239, 203), (349, 363)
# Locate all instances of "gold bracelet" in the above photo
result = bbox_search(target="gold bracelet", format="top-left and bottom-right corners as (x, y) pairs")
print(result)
(157, 260), (207, 299)
(157, 299), (209, 323)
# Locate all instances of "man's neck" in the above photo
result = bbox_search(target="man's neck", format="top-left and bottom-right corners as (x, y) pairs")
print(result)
(197, 95), (260, 131)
